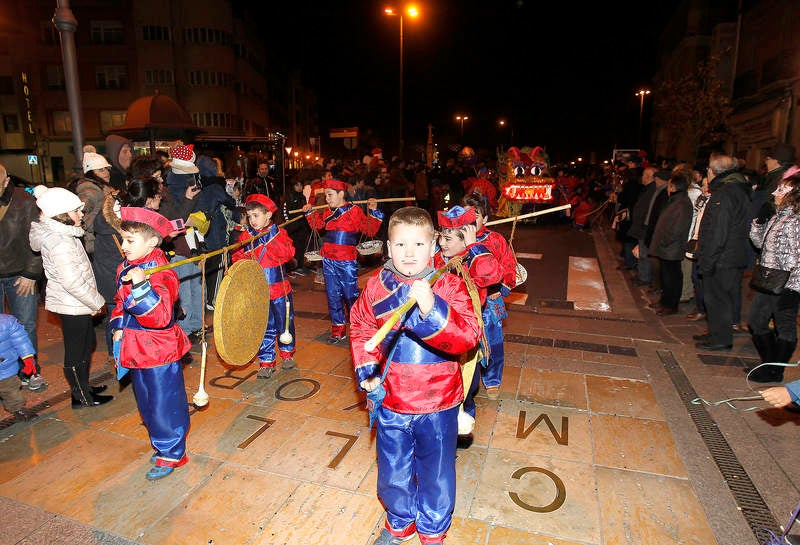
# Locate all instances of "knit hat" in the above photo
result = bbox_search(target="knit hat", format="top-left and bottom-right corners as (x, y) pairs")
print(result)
(768, 143), (796, 164)
(170, 144), (199, 174)
(438, 205), (476, 229)
(324, 179), (348, 192)
(82, 152), (112, 174)
(33, 185), (84, 218)
(120, 207), (173, 238)
(245, 193), (278, 213)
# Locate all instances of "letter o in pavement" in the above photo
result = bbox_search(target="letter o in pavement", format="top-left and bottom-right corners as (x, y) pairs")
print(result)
(275, 378), (321, 401)
(508, 467), (566, 513)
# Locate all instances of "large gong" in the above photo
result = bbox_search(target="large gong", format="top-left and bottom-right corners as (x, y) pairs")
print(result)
(213, 259), (269, 365)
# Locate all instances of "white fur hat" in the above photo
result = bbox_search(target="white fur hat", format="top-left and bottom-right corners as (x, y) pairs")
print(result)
(33, 185), (84, 218)
(82, 152), (112, 174)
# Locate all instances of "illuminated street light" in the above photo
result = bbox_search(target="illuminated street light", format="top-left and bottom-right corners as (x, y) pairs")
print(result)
(384, 5), (420, 158)
(456, 114), (469, 138)
(635, 89), (651, 146)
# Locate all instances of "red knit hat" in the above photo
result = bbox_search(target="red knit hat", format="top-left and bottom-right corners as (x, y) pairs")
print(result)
(120, 207), (173, 238)
(245, 193), (278, 213)
(170, 144), (198, 174)
(437, 206), (476, 229)
(325, 179), (348, 192)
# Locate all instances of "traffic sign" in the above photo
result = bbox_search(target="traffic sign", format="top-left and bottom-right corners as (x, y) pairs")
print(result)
(27, 155), (38, 165)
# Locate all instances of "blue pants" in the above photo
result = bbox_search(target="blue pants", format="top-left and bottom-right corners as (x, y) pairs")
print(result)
(322, 258), (359, 329)
(0, 275), (38, 351)
(131, 361), (190, 462)
(172, 254), (204, 335)
(377, 405), (458, 542)
(481, 297), (506, 388)
(257, 293), (295, 364)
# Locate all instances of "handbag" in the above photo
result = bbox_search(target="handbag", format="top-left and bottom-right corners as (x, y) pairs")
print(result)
(760, 498), (800, 544)
(750, 263), (790, 295)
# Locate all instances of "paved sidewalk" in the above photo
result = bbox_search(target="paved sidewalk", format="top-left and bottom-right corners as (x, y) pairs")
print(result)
(0, 228), (798, 545)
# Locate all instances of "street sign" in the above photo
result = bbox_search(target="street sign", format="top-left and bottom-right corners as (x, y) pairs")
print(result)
(329, 127), (358, 139)
(27, 155), (38, 165)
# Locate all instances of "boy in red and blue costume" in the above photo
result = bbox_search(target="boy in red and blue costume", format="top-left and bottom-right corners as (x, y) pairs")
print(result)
(350, 206), (480, 545)
(434, 205), (502, 430)
(303, 179), (383, 344)
(232, 194), (296, 378)
(464, 194), (517, 400)
(109, 207), (192, 481)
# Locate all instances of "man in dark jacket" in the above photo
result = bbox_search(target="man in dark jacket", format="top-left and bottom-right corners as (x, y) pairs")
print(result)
(648, 170), (693, 315)
(695, 152), (752, 350)
(284, 178), (312, 274)
(0, 165), (45, 389)
(104, 134), (133, 191)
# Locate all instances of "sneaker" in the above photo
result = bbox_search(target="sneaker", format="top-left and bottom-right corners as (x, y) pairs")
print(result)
(257, 366), (276, 379)
(27, 374), (46, 391)
(485, 386), (500, 400)
(326, 334), (347, 345)
(282, 357), (296, 370)
(371, 529), (414, 545)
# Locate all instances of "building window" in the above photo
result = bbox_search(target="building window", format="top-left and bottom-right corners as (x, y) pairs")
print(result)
(40, 21), (58, 44)
(91, 20), (124, 44)
(144, 69), (174, 86)
(0, 76), (13, 95)
(141, 25), (170, 41)
(184, 27), (231, 46)
(95, 65), (128, 90)
(45, 65), (65, 90)
(188, 70), (233, 87)
(100, 110), (126, 132)
(192, 111), (236, 129)
(53, 111), (71, 135)
(3, 114), (20, 133)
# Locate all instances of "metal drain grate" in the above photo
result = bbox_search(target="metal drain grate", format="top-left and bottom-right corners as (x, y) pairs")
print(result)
(657, 349), (778, 543)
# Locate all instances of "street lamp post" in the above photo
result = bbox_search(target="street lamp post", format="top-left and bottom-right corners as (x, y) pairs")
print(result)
(635, 89), (651, 146)
(385, 6), (419, 159)
(456, 115), (469, 139)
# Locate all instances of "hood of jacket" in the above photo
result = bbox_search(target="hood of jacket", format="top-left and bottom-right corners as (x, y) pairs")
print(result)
(105, 134), (132, 173)
(29, 217), (85, 252)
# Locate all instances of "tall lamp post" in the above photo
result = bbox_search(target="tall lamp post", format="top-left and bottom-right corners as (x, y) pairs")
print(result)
(635, 89), (651, 147)
(456, 115), (469, 139)
(384, 5), (419, 159)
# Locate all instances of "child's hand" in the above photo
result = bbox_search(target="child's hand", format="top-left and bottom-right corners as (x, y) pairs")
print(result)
(367, 198), (378, 210)
(129, 267), (146, 284)
(760, 386), (792, 408)
(463, 224), (477, 245)
(112, 330), (123, 342)
(302, 203), (313, 213)
(360, 376), (381, 392)
(409, 280), (434, 316)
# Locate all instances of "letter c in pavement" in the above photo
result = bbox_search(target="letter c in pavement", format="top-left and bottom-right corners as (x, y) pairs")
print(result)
(508, 466), (566, 513)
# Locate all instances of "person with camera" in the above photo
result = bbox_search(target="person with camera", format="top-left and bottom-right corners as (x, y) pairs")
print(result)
(747, 167), (800, 383)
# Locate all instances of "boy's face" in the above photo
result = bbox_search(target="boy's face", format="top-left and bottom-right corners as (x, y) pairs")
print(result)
(246, 207), (272, 230)
(387, 224), (436, 277)
(324, 188), (345, 208)
(472, 207), (486, 230)
(120, 229), (158, 262)
(438, 229), (466, 258)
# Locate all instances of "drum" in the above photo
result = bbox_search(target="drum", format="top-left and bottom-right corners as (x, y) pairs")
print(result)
(515, 262), (528, 287)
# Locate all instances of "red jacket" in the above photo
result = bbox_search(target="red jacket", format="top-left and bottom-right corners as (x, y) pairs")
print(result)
(433, 242), (502, 306)
(351, 268), (480, 414)
(306, 203), (383, 260)
(231, 224), (294, 300)
(476, 227), (517, 295)
(110, 248), (191, 369)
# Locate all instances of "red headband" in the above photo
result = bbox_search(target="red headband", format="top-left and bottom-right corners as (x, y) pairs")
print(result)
(120, 207), (173, 238)
(245, 194), (278, 213)
(325, 179), (348, 192)
(437, 206), (476, 229)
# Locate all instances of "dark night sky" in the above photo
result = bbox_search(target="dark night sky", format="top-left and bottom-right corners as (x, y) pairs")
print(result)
(264, 0), (681, 162)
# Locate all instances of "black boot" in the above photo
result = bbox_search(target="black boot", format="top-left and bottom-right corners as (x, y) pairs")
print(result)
(750, 332), (777, 363)
(69, 363), (113, 408)
(749, 334), (787, 383)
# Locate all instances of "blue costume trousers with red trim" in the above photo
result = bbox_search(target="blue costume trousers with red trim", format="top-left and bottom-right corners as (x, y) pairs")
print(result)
(377, 405), (458, 543)
(131, 361), (190, 464)
(322, 257), (359, 334)
(257, 293), (295, 365)
(481, 296), (507, 388)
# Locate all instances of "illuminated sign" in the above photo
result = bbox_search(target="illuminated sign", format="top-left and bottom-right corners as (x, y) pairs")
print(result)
(21, 72), (35, 136)
(503, 183), (555, 202)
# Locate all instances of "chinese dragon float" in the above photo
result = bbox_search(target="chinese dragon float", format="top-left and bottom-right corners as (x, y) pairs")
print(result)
(496, 145), (556, 218)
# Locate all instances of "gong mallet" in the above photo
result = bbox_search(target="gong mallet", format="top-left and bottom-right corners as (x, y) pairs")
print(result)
(484, 203), (571, 226)
(193, 340), (210, 407)
(364, 260), (458, 352)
